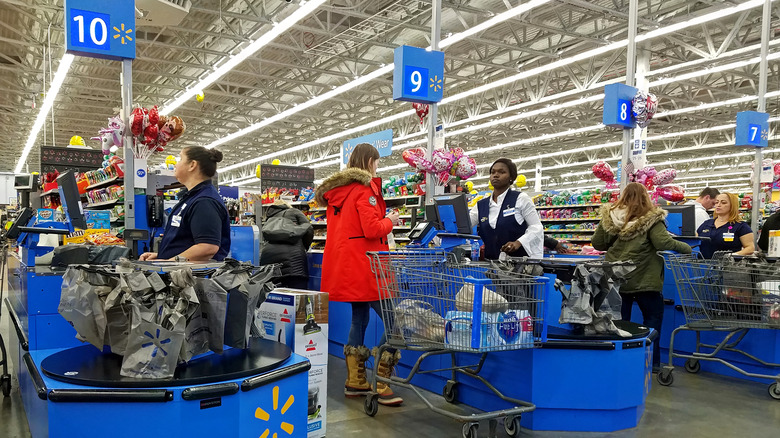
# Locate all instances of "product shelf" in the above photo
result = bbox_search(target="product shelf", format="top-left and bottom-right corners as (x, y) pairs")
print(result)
(85, 199), (121, 209)
(86, 176), (122, 191)
(540, 217), (601, 222)
(536, 203), (604, 209)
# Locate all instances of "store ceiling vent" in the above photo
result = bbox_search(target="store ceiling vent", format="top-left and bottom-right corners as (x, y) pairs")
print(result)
(136, 0), (192, 27)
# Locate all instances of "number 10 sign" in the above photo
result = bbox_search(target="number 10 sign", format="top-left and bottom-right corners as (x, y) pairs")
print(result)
(64, 0), (136, 60)
(393, 45), (445, 104)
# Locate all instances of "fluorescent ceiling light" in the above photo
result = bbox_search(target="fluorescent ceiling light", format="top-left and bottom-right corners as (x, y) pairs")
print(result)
(16, 54), (75, 173)
(438, 0), (553, 48)
(161, 0), (328, 115)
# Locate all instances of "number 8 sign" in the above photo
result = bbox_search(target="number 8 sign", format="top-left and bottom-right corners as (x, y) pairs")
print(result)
(393, 46), (445, 104)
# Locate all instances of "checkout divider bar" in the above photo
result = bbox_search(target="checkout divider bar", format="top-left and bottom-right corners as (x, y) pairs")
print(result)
(241, 360), (310, 392)
(22, 353), (48, 400)
(47, 389), (174, 403)
(6, 299), (28, 351)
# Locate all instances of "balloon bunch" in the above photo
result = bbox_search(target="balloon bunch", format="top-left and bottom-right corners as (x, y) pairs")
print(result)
(632, 91), (658, 129)
(129, 105), (186, 159)
(629, 165), (683, 202)
(412, 103), (429, 125)
(402, 147), (478, 185)
(592, 161), (618, 189)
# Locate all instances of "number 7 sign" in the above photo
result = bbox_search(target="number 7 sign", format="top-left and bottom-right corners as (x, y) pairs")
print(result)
(735, 111), (769, 147)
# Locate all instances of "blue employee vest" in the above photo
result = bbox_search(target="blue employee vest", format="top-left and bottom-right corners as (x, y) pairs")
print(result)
(477, 190), (528, 260)
(157, 180), (231, 261)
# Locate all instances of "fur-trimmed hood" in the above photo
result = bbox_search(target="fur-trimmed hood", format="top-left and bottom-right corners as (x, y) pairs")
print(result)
(314, 168), (373, 207)
(599, 204), (668, 241)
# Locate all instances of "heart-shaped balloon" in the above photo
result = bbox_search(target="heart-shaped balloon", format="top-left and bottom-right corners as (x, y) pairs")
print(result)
(431, 149), (455, 173)
(402, 148), (425, 167)
(592, 161), (615, 183)
(455, 156), (478, 180)
(437, 170), (451, 186)
(656, 185), (684, 202)
(414, 156), (435, 173)
(412, 102), (429, 125)
(450, 147), (465, 158)
(652, 168), (677, 186)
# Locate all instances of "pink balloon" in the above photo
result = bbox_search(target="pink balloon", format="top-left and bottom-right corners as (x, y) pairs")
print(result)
(414, 156), (435, 173)
(431, 149), (455, 173)
(455, 156), (478, 180)
(653, 168), (677, 186)
(402, 148), (425, 167)
(656, 185), (685, 202)
(774, 162), (780, 177)
(437, 170), (451, 185)
(450, 147), (465, 158)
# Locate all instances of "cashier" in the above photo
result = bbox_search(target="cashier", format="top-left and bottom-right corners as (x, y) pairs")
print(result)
(697, 192), (754, 258)
(469, 158), (544, 259)
(139, 146), (231, 262)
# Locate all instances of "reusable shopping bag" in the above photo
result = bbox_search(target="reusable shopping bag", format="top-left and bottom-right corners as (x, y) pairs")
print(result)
(191, 277), (229, 354)
(120, 303), (185, 379)
(558, 265), (592, 324)
(223, 266), (277, 348)
(58, 266), (114, 349)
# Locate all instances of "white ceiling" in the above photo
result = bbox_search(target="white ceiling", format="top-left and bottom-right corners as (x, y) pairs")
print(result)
(0, 0), (778, 192)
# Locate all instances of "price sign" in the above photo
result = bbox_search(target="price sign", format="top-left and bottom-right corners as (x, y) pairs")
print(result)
(603, 83), (638, 129)
(393, 46), (445, 104)
(735, 111), (769, 147)
(64, 0), (136, 60)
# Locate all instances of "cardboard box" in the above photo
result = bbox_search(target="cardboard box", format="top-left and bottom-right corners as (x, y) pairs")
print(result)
(255, 289), (328, 438)
(85, 210), (111, 229)
(63, 228), (110, 245)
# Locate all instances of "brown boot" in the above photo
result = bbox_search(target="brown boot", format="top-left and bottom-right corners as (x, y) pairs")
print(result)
(372, 347), (403, 406)
(344, 345), (371, 397)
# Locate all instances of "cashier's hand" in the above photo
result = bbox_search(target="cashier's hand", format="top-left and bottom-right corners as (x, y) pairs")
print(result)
(386, 211), (401, 226)
(139, 252), (158, 261)
(501, 241), (522, 253)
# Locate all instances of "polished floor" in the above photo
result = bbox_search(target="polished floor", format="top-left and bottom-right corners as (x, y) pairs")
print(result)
(2, 307), (779, 438)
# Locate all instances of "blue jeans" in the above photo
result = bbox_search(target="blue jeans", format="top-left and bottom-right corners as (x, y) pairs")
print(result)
(347, 301), (394, 348)
(621, 291), (664, 366)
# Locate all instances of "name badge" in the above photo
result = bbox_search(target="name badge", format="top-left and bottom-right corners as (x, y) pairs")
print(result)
(723, 232), (735, 242)
(503, 208), (516, 217)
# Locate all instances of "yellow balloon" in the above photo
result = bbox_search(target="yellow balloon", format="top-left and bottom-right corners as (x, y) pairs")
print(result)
(488, 182), (494, 190)
(256, 164), (262, 178)
(515, 174), (527, 188)
(469, 190), (478, 195)
(271, 159), (281, 165)
(465, 181), (474, 191)
(69, 135), (85, 146)
(165, 155), (177, 170)
(196, 91), (205, 103)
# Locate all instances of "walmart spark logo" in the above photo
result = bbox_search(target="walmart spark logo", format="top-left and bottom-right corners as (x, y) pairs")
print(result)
(255, 386), (295, 438)
(430, 74), (443, 92)
(113, 23), (133, 45)
(762, 129), (769, 141)
(141, 329), (171, 357)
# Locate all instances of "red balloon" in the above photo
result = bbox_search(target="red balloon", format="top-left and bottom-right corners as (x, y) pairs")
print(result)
(656, 185), (685, 202)
(402, 148), (425, 167)
(412, 102), (429, 125)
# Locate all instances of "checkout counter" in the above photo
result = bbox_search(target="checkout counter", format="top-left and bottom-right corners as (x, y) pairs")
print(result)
(3, 171), (310, 438)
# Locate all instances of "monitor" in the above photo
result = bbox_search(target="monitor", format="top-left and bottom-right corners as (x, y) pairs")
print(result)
(56, 170), (87, 231)
(14, 174), (37, 191)
(662, 204), (696, 236)
(432, 193), (473, 234)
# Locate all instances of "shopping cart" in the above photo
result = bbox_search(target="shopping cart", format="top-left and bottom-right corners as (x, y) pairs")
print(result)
(366, 250), (549, 438)
(657, 251), (780, 400)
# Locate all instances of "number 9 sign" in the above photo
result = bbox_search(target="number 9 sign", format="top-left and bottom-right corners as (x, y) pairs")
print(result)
(393, 45), (445, 104)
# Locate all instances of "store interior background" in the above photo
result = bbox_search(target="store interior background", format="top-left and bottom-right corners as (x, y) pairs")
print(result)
(1, 0), (780, 436)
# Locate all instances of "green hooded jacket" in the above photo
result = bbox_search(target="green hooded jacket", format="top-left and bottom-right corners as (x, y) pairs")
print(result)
(591, 205), (692, 293)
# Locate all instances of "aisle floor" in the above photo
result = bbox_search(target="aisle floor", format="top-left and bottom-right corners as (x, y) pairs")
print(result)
(2, 311), (780, 438)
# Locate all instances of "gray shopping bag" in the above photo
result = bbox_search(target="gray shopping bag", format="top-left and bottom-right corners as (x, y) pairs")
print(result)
(192, 277), (229, 354)
(120, 300), (185, 379)
(103, 284), (131, 355)
(558, 265), (592, 324)
(58, 266), (112, 349)
(224, 268), (275, 349)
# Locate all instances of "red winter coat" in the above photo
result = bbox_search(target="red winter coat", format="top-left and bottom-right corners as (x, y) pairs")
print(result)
(315, 168), (393, 302)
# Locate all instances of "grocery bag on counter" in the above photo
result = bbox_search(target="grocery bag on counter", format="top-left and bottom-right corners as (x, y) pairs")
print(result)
(558, 266), (592, 324)
(189, 278), (228, 356)
(120, 302), (185, 379)
(58, 266), (115, 349)
(223, 266), (278, 348)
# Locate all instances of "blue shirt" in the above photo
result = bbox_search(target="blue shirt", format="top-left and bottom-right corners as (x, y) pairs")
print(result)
(157, 180), (231, 261)
(697, 219), (752, 258)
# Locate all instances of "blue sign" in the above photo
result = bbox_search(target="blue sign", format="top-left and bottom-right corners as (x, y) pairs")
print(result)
(136, 169), (146, 178)
(342, 129), (393, 165)
(65, 0), (136, 60)
(603, 83), (638, 129)
(393, 46), (445, 104)
(735, 111), (769, 147)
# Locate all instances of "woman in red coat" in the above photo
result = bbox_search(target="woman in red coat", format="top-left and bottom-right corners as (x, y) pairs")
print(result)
(315, 143), (403, 406)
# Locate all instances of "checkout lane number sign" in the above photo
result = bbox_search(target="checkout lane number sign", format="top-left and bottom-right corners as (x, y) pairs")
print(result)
(65, 0), (136, 60)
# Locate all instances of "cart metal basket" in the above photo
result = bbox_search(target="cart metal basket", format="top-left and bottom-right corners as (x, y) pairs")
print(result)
(657, 251), (780, 400)
(365, 250), (550, 438)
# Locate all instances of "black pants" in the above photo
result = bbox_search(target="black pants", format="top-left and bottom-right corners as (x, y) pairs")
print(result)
(621, 291), (664, 366)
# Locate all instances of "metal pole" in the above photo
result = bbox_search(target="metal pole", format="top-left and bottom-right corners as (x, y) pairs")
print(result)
(425, 0), (442, 205)
(619, 0), (638, 192)
(751, 0), (771, 238)
(121, 59), (135, 233)
(534, 160), (542, 193)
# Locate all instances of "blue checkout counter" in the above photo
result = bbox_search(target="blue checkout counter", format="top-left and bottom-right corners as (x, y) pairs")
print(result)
(311, 250), (653, 432)
(5, 225), (311, 438)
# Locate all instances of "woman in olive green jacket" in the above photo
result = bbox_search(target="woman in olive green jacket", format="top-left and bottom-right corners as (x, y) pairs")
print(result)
(592, 182), (691, 368)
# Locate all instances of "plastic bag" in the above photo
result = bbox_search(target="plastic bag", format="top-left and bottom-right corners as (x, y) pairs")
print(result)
(58, 266), (113, 349)
(394, 299), (445, 342)
(120, 303), (185, 379)
(455, 282), (508, 313)
(223, 266), (277, 348)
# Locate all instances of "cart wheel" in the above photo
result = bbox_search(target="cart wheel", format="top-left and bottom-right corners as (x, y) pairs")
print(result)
(462, 422), (479, 438)
(443, 381), (458, 404)
(684, 359), (701, 374)
(1, 375), (11, 397)
(657, 369), (674, 386)
(503, 415), (522, 437)
(364, 394), (379, 417)
(769, 383), (780, 401)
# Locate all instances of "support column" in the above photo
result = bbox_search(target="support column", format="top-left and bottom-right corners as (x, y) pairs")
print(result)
(751, 0), (771, 237)
(425, 0), (442, 205)
(535, 160), (542, 192)
(619, 0), (638, 192)
(121, 59), (135, 232)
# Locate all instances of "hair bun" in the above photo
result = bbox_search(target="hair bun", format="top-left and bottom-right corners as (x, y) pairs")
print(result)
(209, 149), (224, 163)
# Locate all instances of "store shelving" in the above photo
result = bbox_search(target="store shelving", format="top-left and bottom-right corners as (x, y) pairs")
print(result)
(86, 176), (122, 191)
(541, 217), (601, 222)
(85, 199), (121, 209)
(536, 203), (605, 209)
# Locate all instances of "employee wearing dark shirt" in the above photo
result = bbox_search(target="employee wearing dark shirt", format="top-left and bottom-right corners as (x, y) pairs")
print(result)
(697, 193), (754, 258)
(140, 146), (231, 261)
